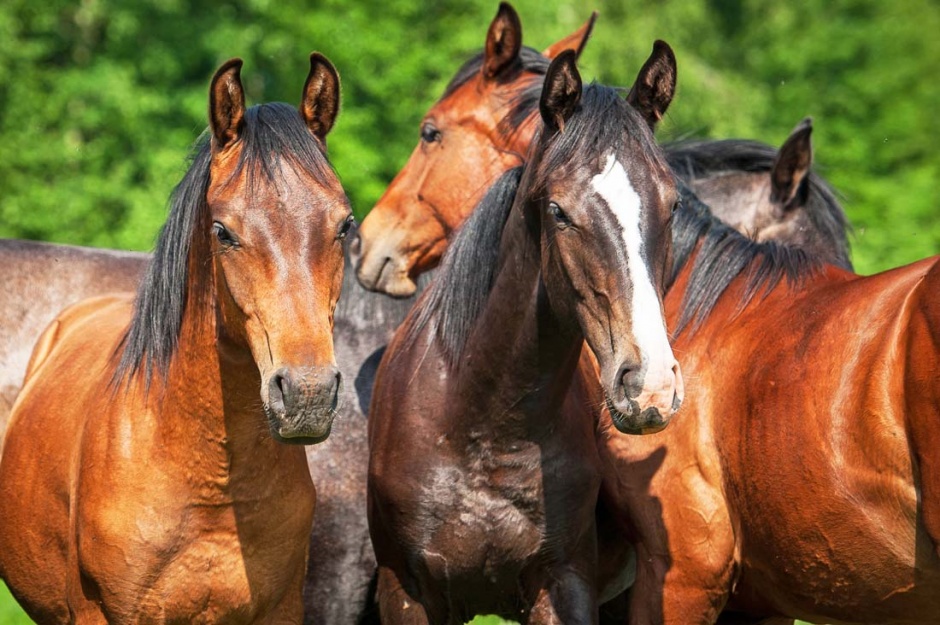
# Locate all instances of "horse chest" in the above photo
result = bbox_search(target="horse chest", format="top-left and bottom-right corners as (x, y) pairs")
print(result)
(403, 446), (552, 582)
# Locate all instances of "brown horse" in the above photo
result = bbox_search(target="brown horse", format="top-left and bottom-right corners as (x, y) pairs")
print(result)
(351, 2), (596, 297)
(368, 48), (681, 624)
(0, 55), (348, 623)
(352, 4), (853, 298)
(595, 183), (940, 624)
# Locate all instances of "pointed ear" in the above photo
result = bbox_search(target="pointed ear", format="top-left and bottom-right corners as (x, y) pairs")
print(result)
(209, 58), (246, 150)
(626, 40), (677, 131)
(770, 117), (813, 210)
(543, 11), (597, 60)
(483, 2), (523, 79)
(539, 50), (582, 133)
(300, 52), (340, 141)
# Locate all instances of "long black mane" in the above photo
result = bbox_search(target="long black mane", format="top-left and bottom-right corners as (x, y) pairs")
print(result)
(402, 166), (522, 367)
(114, 102), (335, 386)
(405, 83), (665, 367)
(665, 138), (853, 269)
(669, 181), (824, 333)
(441, 46), (549, 145)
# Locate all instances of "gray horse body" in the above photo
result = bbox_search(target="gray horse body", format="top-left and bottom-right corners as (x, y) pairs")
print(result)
(0, 236), (422, 623)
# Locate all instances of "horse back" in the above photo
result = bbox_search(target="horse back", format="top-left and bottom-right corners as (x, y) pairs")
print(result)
(0, 293), (132, 624)
(0, 240), (147, 440)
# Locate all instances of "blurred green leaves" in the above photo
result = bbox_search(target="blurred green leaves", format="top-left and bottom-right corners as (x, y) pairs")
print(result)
(0, 0), (937, 274)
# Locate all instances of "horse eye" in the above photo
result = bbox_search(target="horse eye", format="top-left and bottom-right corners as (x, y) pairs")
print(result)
(547, 202), (571, 228)
(337, 215), (356, 240)
(213, 221), (238, 247)
(672, 199), (681, 214)
(420, 122), (442, 144)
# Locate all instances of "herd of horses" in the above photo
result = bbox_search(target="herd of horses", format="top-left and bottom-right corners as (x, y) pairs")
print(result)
(0, 3), (937, 624)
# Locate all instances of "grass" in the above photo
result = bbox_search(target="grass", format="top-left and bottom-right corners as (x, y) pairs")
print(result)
(0, 581), (32, 624)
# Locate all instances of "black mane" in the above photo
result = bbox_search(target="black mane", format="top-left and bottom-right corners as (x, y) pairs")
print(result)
(114, 102), (335, 386)
(669, 181), (823, 334)
(665, 138), (853, 269)
(441, 46), (550, 144)
(402, 166), (522, 367)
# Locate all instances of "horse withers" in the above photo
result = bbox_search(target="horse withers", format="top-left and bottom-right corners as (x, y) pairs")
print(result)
(0, 55), (349, 623)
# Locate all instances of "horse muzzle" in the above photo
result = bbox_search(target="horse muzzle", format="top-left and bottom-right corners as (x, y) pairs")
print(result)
(263, 365), (343, 444)
(606, 358), (684, 435)
(349, 231), (418, 298)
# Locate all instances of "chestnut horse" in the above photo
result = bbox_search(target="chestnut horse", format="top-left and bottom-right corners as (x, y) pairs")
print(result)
(596, 183), (940, 624)
(352, 4), (852, 297)
(352, 2), (596, 297)
(0, 55), (349, 623)
(368, 49), (682, 624)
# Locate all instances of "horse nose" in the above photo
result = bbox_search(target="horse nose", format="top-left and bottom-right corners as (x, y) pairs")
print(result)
(266, 366), (343, 442)
(607, 358), (682, 435)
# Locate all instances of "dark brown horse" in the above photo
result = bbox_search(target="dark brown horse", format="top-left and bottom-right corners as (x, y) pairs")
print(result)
(352, 4), (852, 298)
(368, 48), (681, 624)
(0, 55), (348, 623)
(595, 183), (940, 624)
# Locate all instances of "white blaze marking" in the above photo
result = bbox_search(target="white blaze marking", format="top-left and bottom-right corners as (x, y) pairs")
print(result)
(591, 154), (675, 383)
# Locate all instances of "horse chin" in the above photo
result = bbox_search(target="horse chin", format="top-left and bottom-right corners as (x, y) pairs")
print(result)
(605, 395), (671, 435)
(264, 407), (336, 445)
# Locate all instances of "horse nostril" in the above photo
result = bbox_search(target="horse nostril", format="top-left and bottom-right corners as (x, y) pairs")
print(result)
(268, 368), (292, 415)
(615, 362), (644, 401)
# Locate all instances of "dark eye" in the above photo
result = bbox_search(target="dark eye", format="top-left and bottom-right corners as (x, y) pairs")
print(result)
(213, 221), (238, 248)
(337, 214), (356, 240)
(420, 121), (442, 144)
(547, 202), (572, 228)
(672, 199), (681, 214)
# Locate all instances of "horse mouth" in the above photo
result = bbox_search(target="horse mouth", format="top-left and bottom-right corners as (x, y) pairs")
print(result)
(263, 404), (337, 446)
(605, 394), (670, 435)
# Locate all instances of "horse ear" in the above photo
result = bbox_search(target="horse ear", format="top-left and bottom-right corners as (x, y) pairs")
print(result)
(770, 117), (813, 210)
(483, 2), (523, 79)
(209, 58), (246, 150)
(539, 50), (582, 133)
(542, 12), (598, 60)
(626, 40), (677, 131)
(300, 52), (341, 141)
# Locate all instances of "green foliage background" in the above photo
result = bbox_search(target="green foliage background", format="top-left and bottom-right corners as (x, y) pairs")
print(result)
(0, 0), (937, 274)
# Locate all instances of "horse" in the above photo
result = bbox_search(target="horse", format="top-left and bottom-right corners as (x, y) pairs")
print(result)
(594, 181), (940, 624)
(665, 117), (852, 269)
(0, 54), (348, 623)
(351, 3), (853, 299)
(351, 1), (596, 297)
(368, 47), (682, 624)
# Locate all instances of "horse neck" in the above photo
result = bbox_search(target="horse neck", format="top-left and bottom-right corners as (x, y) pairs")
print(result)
(905, 258), (940, 410)
(155, 261), (297, 498)
(450, 203), (583, 439)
